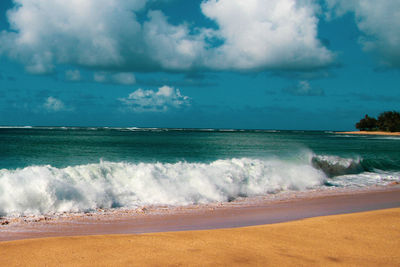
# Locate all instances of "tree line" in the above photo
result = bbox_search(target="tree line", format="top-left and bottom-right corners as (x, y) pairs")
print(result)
(356, 111), (400, 132)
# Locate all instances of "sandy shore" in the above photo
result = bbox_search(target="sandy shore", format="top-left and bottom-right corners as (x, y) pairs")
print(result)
(337, 131), (400, 136)
(0, 207), (399, 266)
(1, 186), (400, 242)
(1, 186), (399, 242)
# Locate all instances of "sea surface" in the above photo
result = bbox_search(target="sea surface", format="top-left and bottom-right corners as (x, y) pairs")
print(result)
(0, 127), (399, 217)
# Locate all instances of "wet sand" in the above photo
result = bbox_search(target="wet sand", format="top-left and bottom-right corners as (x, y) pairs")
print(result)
(337, 131), (400, 136)
(1, 207), (399, 266)
(1, 186), (400, 242)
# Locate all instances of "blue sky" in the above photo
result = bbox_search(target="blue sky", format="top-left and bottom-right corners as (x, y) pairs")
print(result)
(0, 0), (399, 130)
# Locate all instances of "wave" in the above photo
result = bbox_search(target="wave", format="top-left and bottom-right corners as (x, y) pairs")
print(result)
(325, 170), (400, 187)
(311, 155), (364, 177)
(0, 158), (326, 217)
(371, 137), (400, 141)
(1, 154), (398, 217)
(311, 154), (400, 177)
(0, 126), (33, 129)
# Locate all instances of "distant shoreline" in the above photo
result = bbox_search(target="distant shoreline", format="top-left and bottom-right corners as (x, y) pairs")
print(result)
(336, 131), (400, 136)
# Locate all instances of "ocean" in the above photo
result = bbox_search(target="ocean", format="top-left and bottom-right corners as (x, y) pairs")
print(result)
(0, 127), (399, 217)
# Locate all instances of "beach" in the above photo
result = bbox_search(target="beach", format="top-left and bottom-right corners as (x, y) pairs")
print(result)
(337, 131), (400, 136)
(1, 128), (400, 265)
(1, 186), (400, 265)
(1, 204), (399, 266)
(1, 185), (399, 241)
(1, 0), (399, 264)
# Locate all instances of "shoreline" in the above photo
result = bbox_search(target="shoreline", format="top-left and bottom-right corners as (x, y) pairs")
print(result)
(336, 131), (400, 136)
(1, 207), (399, 266)
(1, 185), (399, 242)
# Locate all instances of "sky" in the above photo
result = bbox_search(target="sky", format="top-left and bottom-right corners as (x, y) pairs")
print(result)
(0, 0), (399, 130)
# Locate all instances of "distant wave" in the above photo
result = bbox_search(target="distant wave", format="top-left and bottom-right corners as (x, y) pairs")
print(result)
(311, 155), (364, 177)
(0, 126), (283, 133)
(311, 154), (400, 177)
(0, 126), (33, 129)
(370, 137), (400, 141)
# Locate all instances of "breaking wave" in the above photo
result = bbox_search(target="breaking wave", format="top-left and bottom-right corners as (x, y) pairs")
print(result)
(1, 154), (398, 217)
(0, 158), (325, 216)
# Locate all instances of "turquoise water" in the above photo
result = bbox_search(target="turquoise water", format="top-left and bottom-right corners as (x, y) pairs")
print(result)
(2, 127), (399, 169)
(0, 127), (399, 216)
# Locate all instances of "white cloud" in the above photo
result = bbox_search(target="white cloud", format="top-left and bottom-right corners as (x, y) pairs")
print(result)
(119, 85), (191, 112)
(112, 72), (136, 85)
(200, 0), (332, 70)
(326, 0), (400, 67)
(43, 96), (66, 112)
(143, 10), (208, 70)
(65, 70), (81, 81)
(283, 80), (324, 96)
(1, 0), (145, 74)
(0, 0), (334, 73)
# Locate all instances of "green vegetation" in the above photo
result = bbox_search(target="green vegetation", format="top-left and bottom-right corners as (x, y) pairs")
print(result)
(356, 111), (400, 132)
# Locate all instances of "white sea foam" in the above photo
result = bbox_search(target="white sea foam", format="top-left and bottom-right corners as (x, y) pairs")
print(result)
(1, 155), (398, 217)
(0, 158), (326, 217)
(0, 126), (33, 129)
(326, 171), (400, 187)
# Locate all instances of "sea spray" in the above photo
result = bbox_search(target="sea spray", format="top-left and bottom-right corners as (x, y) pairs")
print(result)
(0, 158), (326, 216)
(311, 155), (364, 177)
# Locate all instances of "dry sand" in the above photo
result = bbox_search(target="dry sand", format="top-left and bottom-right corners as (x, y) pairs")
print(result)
(337, 131), (400, 136)
(0, 208), (399, 266)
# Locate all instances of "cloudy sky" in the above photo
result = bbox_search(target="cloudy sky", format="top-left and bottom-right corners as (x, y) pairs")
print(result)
(0, 0), (399, 130)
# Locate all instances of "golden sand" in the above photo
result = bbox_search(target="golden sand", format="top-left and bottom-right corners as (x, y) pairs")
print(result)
(337, 131), (400, 136)
(1, 208), (399, 266)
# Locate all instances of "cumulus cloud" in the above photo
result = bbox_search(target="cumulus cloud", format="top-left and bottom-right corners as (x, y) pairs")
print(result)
(326, 0), (400, 67)
(142, 10), (208, 71)
(200, 0), (333, 70)
(283, 80), (324, 96)
(43, 96), (66, 112)
(65, 70), (81, 81)
(0, 0), (334, 74)
(119, 85), (191, 112)
(1, 0), (145, 74)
